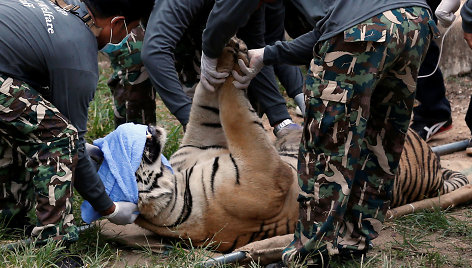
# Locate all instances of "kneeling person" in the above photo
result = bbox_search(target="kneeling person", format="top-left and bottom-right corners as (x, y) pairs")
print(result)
(0, 0), (153, 245)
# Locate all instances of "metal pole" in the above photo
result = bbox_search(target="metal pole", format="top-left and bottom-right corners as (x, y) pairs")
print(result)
(431, 139), (470, 156)
(200, 251), (247, 267)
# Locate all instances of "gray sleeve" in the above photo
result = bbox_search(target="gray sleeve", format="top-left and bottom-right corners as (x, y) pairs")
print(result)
(142, 0), (206, 125)
(263, 29), (320, 66)
(50, 68), (114, 212)
(461, 0), (472, 33)
(202, 0), (261, 58)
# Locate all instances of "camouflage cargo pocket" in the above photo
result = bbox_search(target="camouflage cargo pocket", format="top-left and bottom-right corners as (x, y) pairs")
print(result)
(304, 73), (354, 157)
(343, 20), (387, 43)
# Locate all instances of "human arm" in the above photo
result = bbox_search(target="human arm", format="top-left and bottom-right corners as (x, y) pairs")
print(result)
(50, 68), (137, 224)
(141, 0), (210, 125)
(461, 0), (472, 49)
(199, 0), (261, 90)
(435, 0), (461, 27)
(263, 29), (320, 66)
(234, 28), (320, 88)
(75, 138), (138, 224)
(50, 68), (114, 212)
(202, 0), (260, 59)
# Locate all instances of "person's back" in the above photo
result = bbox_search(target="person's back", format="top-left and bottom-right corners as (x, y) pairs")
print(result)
(0, 0), (98, 134)
(291, 0), (429, 41)
(0, 0), (101, 251)
(0, 2), (154, 264)
(0, 0), (98, 88)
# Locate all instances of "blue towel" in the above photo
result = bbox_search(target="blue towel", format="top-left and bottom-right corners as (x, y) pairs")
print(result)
(81, 123), (148, 224)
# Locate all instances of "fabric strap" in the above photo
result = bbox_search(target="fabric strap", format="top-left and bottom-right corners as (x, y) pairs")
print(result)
(49, 0), (102, 36)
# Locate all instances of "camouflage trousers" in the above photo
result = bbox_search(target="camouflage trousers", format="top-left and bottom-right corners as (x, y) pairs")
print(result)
(283, 7), (437, 264)
(108, 76), (156, 127)
(0, 74), (78, 243)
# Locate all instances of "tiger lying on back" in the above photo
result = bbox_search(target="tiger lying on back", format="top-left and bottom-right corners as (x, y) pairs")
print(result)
(134, 37), (470, 252)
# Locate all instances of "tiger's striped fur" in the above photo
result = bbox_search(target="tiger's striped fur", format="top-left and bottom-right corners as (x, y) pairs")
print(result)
(134, 37), (470, 252)
(135, 38), (299, 252)
(392, 129), (470, 207)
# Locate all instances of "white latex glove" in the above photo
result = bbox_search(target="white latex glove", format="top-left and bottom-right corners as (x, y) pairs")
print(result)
(435, 0), (461, 28)
(232, 48), (265, 89)
(200, 52), (229, 91)
(104, 202), (139, 225)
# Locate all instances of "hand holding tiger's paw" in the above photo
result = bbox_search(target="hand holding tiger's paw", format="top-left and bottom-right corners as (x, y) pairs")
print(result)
(200, 52), (229, 92)
(232, 48), (264, 89)
(435, 0), (460, 28)
(104, 201), (139, 225)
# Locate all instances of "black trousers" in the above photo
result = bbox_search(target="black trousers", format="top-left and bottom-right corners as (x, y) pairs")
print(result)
(237, 5), (291, 126)
(413, 40), (452, 125)
(413, 0), (452, 125)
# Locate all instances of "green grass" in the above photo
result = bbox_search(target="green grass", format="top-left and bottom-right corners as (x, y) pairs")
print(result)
(378, 207), (472, 267)
(394, 208), (472, 239)
(85, 68), (116, 143)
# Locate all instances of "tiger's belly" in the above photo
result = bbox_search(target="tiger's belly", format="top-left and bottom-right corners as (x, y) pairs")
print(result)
(138, 154), (300, 251)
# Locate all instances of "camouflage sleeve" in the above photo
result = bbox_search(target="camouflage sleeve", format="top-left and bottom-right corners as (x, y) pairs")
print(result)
(461, 0), (472, 33)
(263, 29), (320, 66)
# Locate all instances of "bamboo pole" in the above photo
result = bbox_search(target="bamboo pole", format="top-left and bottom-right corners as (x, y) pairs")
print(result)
(386, 185), (472, 220)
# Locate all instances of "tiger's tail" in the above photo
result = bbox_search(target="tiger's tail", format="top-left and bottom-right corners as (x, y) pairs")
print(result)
(439, 168), (471, 194)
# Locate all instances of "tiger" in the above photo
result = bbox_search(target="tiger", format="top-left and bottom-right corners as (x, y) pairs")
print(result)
(133, 37), (470, 252)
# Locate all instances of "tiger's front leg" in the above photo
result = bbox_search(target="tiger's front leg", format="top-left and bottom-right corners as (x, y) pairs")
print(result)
(215, 38), (294, 216)
(180, 83), (226, 148)
(180, 45), (238, 149)
(171, 43), (242, 172)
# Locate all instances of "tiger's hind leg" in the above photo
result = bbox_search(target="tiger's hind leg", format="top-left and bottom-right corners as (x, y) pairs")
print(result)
(392, 129), (471, 207)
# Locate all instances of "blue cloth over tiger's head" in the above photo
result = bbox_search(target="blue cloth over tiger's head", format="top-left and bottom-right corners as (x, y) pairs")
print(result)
(81, 123), (172, 223)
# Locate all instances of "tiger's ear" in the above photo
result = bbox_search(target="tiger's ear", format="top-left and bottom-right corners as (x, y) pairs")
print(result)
(143, 125), (167, 164)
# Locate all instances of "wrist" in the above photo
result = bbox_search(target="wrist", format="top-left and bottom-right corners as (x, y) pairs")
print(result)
(100, 203), (116, 216)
